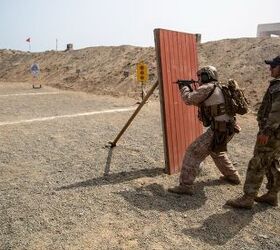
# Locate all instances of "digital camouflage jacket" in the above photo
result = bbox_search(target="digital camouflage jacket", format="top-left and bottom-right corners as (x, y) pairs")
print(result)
(257, 78), (280, 136)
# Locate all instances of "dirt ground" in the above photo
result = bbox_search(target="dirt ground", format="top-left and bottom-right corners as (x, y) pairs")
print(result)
(0, 82), (280, 250)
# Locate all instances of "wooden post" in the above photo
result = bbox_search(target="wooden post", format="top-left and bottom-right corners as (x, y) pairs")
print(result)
(108, 81), (158, 147)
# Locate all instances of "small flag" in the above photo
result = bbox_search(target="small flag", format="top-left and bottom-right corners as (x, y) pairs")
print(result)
(26, 37), (31, 42)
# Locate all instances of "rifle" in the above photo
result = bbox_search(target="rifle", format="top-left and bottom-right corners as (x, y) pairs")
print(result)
(173, 79), (198, 92)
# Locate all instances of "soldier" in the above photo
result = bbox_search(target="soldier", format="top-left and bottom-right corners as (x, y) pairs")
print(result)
(168, 66), (241, 195)
(226, 56), (280, 209)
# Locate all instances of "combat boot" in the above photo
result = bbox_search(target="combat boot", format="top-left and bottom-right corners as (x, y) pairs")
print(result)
(220, 173), (241, 185)
(167, 184), (194, 195)
(225, 194), (255, 209)
(255, 192), (278, 207)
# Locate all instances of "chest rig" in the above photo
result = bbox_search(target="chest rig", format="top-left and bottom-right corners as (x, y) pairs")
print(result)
(198, 84), (226, 127)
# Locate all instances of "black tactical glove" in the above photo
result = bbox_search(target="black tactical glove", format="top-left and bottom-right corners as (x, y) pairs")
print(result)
(178, 82), (193, 92)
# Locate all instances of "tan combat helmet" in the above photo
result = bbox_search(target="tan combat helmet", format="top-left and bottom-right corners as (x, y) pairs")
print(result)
(197, 65), (218, 83)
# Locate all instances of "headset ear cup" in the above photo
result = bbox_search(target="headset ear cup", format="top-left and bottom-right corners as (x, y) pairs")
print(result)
(201, 72), (210, 83)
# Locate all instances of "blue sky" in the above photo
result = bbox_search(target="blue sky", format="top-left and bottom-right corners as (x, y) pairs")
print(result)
(0, 0), (279, 52)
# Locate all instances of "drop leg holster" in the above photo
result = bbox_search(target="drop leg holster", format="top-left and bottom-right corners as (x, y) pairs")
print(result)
(211, 120), (235, 153)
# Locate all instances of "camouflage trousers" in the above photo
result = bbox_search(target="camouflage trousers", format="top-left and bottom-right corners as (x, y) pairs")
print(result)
(244, 133), (280, 195)
(179, 128), (239, 185)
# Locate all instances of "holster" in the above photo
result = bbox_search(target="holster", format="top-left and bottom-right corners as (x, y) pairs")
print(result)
(211, 120), (235, 153)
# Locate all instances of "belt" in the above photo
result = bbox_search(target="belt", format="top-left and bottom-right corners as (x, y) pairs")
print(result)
(211, 120), (230, 132)
(205, 103), (226, 117)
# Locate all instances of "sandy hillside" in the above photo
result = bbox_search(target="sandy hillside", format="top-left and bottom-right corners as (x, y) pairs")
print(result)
(0, 37), (280, 108)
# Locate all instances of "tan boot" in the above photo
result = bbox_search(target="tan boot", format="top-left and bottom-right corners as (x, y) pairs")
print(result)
(167, 184), (194, 195)
(220, 174), (241, 185)
(255, 192), (278, 207)
(225, 194), (255, 209)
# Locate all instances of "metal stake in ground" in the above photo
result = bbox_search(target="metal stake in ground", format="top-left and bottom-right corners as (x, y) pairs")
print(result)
(108, 81), (158, 148)
(141, 82), (145, 100)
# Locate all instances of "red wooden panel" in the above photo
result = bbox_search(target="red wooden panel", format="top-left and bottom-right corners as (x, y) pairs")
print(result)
(154, 28), (203, 174)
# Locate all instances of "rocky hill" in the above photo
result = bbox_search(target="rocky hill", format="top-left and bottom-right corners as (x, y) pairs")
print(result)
(0, 37), (280, 108)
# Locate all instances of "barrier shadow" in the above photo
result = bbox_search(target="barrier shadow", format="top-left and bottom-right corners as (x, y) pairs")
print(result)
(117, 179), (225, 212)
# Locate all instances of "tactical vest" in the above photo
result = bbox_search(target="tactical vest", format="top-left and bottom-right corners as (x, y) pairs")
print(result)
(198, 84), (227, 127)
(198, 81), (249, 127)
(198, 103), (226, 127)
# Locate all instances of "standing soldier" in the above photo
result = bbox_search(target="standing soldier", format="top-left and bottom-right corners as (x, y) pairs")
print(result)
(226, 56), (280, 209)
(168, 66), (241, 195)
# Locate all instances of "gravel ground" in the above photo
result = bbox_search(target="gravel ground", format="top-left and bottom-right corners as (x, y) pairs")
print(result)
(0, 82), (280, 250)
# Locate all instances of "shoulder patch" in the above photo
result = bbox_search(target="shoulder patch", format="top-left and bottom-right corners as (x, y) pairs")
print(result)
(269, 82), (280, 94)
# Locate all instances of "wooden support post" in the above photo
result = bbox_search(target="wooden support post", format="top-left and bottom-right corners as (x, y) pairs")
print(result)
(108, 81), (158, 147)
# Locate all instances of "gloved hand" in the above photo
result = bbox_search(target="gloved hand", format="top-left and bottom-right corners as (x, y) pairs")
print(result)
(234, 123), (242, 133)
(178, 82), (192, 92)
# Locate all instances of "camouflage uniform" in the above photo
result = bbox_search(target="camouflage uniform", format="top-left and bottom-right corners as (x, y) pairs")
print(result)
(179, 82), (240, 186)
(225, 56), (280, 208)
(243, 78), (280, 196)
